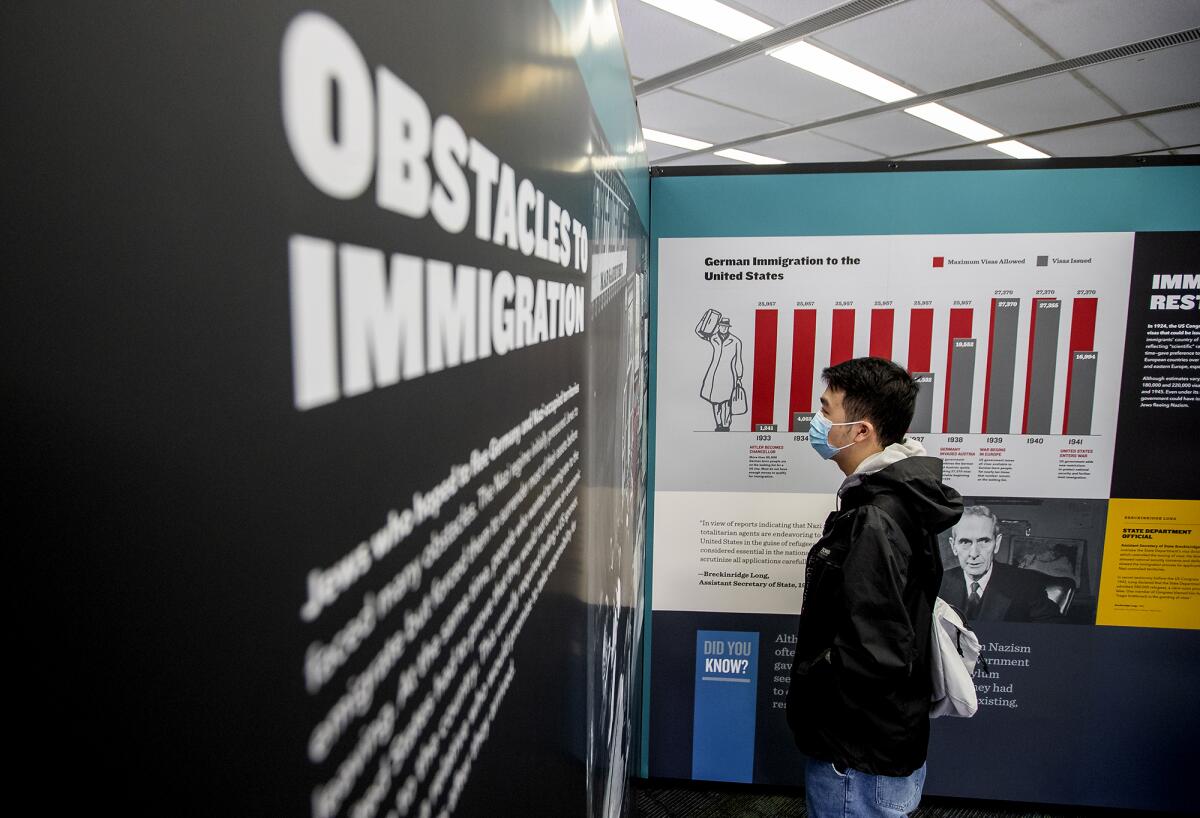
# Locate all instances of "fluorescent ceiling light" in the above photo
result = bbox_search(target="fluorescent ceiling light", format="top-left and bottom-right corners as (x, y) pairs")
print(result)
(904, 103), (1003, 142)
(643, 128), (783, 164)
(641, 0), (1052, 161)
(770, 42), (915, 104)
(642, 127), (712, 151)
(987, 140), (1051, 159)
(714, 148), (785, 165)
(641, 0), (914, 103)
(639, 0), (770, 41)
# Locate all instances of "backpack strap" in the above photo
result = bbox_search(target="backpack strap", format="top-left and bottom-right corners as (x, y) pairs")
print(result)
(871, 492), (986, 670)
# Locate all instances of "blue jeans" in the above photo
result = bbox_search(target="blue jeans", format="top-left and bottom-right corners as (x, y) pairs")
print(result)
(803, 757), (926, 818)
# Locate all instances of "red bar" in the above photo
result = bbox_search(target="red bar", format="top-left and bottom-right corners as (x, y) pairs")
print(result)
(830, 309), (855, 366)
(981, 299), (999, 431)
(751, 309), (778, 428)
(869, 309), (894, 359)
(908, 308), (933, 373)
(941, 308), (973, 433)
(1022, 298), (1049, 434)
(788, 309), (817, 430)
(1062, 297), (1098, 434)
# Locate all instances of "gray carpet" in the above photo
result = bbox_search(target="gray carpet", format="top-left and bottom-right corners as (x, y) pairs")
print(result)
(632, 780), (1152, 818)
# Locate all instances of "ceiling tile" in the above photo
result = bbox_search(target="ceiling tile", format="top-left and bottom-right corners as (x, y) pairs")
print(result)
(731, 0), (846, 27)
(1074, 40), (1200, 112)
(637, 87), (784, 143)
(1024, 121), (1165, 156)
(660, 152), (744, 167)
(1137, 106), (1200, 148)
(950, 72), (1119, 135)
(616, 0), (737, 80)
(676, 53), (878, 125)
(645, 141), (680, 162)
(994, 0), (1200, 57)
(814, 110), (968, 156)
(811, 0), (1047, 92)
(905, 145), (1016, 161)
(751, 130), (884, 162)
(647, 141), (741, 165)
(623, 0), (1200, 163)
(645, 140), (741, 165)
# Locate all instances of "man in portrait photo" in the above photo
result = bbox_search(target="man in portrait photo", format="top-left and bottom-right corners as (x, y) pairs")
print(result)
(940, 505), (1061, 623)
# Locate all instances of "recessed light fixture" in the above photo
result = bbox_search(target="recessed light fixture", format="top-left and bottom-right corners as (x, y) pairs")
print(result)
(988, 140), (1051, 159)
(769, 42), (915, 103)
(643, 128), (784, 165)
(639, 0), (770, 41)
(642, 127), (712, 151)
(904, 102), (1003, 142)
(714, 148), (786, 165)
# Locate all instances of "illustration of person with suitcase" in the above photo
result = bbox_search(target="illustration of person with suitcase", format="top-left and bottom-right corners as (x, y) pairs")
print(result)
(695, 310), (745, 431)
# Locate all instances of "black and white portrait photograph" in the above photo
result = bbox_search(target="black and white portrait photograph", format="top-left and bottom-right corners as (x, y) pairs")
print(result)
(938, 497), (1107, 625)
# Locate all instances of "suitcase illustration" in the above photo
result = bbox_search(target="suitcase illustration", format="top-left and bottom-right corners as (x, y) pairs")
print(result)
(696, 308), (723, 339)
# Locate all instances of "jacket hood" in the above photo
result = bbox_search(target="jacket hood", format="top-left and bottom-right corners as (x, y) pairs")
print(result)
(842, 441), (963, 535)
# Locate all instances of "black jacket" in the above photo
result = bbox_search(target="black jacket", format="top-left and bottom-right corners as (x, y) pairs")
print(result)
(786, 454), (962, 776)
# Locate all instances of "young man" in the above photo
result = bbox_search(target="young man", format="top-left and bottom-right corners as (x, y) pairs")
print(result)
(787, 357), (963, 818)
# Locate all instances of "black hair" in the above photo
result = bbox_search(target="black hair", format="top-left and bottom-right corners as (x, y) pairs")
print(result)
(821, 357), (918, 447)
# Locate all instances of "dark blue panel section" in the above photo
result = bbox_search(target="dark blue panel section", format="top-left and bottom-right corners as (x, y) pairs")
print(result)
(927, 622), (1200, 811)
(648, 611), (697, 779)
(651, 611), (1200, 811)
(649, 611), (804, 784)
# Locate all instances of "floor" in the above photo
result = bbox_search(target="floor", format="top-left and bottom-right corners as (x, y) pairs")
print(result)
(632, 779), (1158, 818)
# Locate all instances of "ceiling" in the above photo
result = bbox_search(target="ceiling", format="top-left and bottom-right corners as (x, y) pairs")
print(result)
(615, 0), (1200, 167)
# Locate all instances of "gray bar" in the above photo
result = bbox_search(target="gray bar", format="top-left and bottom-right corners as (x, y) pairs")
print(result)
(947, 339), (976, 433)
(1066, 351), (1097, 435)
(911, 373), (934, 433)
(1025, 299), (1061, 434)
(985, 299), (1021, 433)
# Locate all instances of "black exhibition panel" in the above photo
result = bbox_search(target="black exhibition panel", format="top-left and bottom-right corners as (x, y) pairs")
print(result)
(4, 3), (648, 816)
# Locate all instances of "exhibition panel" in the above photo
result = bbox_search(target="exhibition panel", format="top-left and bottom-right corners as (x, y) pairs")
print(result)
(642, 161), (1200, 810)
(5, 2), (647, 816)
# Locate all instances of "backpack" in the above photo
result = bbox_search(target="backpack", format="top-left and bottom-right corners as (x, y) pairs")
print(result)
(929, 597), (984, 717)
(868, 491), (984, 718)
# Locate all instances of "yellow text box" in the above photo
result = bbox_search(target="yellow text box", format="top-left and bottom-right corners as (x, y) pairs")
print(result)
(1097, 498), (1200, 630)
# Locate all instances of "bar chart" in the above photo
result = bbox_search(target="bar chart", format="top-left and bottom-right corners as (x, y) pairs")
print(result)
(654, 230), (1134, 499)
(741, 296), (1106, 438)
(983, 299), (1020, 434)
(1063, 298), (1098, 435)
(750, 309), (777, 430)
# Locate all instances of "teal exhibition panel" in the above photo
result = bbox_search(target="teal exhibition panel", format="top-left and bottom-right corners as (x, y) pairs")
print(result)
(641, 160), (1200, 811)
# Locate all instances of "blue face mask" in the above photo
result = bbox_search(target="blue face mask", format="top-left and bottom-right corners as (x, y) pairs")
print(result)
(808, 411), (865, 460)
